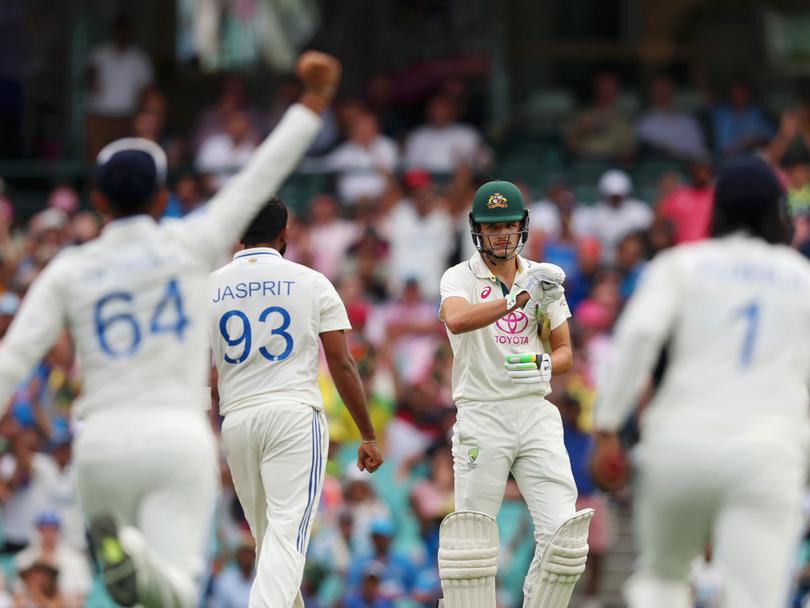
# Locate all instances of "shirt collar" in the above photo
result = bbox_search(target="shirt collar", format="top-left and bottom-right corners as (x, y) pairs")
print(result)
(101, 215), (157, 237)
(468, 251), (527, 282)
(233, 247), (282, 261)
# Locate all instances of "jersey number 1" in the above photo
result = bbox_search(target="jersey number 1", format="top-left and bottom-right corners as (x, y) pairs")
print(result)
(735, 300), (760, 368)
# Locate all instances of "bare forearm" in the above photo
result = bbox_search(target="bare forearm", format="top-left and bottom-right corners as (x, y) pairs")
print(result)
(550, 344), (573, 375)
(445, 292), (530, 334)
(329, 358), (376, 441)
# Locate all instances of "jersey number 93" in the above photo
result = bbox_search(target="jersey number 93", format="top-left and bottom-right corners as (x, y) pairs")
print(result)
(218, 306), (294, 364)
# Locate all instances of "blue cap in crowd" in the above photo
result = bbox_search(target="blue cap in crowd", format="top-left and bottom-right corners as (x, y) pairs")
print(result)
(36, 512), (61, 528)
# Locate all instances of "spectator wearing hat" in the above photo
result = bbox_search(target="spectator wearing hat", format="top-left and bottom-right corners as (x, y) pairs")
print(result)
(14, 512), (91, 608)
(210, 537), (256, 608)
(14, 559), (62, 608)
(579, 170), (653, 263)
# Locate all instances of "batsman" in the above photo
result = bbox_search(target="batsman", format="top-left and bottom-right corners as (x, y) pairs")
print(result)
(437, 180), (593, 608)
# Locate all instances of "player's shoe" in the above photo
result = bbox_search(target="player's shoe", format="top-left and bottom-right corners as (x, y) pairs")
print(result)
(89, 515), (138, 607)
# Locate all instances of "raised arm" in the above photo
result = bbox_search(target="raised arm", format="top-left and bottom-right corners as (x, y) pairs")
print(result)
(440, 292), (531, 334)
(184, 52), (341, 261)
(0, 262), (67, 413)
(593, 254), (681, 434)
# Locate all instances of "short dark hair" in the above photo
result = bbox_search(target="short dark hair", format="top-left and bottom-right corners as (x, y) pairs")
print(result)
(242, 197), (288, 246)
(710, 156), (788, 244)
(95, 150), (160, 217)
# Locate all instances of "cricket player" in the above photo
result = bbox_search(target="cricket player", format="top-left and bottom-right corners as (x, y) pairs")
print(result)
(437, 180), (593, 608)
(208, 197), (383, 607)
(0, 52), (341, 608)
(591, 156), (810, 608)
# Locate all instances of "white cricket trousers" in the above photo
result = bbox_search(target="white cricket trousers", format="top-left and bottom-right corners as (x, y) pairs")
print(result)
(74, 407), (219, 608)
(221, 402), (327, 608)
(451, 399), (578, 595)
(625, 429), (809, 608)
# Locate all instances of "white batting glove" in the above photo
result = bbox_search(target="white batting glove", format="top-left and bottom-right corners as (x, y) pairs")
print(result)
(504, 352), (552, 384)
(510, 263), (566, 310)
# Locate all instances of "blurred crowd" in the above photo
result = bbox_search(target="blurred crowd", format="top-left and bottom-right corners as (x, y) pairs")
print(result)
(1, 17), (810, 608)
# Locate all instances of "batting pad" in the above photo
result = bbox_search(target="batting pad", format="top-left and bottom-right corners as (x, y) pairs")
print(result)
(438, 510), (499, 608)
(523, 508), (594, 608)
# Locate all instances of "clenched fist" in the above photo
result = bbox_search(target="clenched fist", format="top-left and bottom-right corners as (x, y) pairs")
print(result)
(297, 51), (341, 98)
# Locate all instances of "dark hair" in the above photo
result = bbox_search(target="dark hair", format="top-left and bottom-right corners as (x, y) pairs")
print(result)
(709, 156), (788, 244)
(242, 197), (288, 246)
(95, 150), (160, 217)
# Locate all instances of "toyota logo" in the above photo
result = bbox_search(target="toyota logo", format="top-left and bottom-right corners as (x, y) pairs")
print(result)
(496, 310), (529, 334)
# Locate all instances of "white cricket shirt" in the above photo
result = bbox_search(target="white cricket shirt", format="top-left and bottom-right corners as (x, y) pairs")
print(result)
(439, 252), (571, 406)
(595, 234), (810, 439)
(0, 104), (322, 420)
(209, 247), (350, 415)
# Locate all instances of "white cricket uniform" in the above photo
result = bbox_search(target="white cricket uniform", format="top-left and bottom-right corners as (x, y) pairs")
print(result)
(0, 104), (322, 608)
(209, 247), (350, 608)
(595, 234), (810, 608)
(439, 251), (578, 598)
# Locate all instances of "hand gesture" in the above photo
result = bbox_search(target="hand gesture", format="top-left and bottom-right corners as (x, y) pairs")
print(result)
(357, 441), (383, 473)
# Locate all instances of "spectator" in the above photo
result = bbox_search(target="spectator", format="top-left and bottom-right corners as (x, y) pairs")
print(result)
(579, 170), (653, 263)
(711, 81), (774, 158)
(342, 562), (395, 608)
(0, 430), (54, 552)
(13, 513), (91, 608)
(657, 154), (715, 243)
(403, 96), (489, 172)
(67, 212), (102, 246)
(196, 110), (258, 190)
(0, 293), (20, 339)
(342, 470), (391, 555)
(636, 74), (707, 161)
(210, 538), (255, 608)
(308, 195), (359, 281)
(41, 429), (85, 552)
(325, 111), (399, 204)
(85, 15), (154, 158)
(410, 445), (454, 565)
(366, 278), (443, 384)
(191, 75), (263, 151)
(347, 519), (419, 600)
(164, 173), (206, 219)
(386, 170), (453, 299)
(615, 232), (647, 299)
(13, 560), (63, 608)
(564, 71), (636, 161)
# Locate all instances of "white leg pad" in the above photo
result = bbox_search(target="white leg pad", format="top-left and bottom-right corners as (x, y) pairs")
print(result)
(438, 510), (499, 608)
(523, 508), (595, 608)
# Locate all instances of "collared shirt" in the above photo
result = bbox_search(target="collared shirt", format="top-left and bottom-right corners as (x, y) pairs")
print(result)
(0, 104), (322, 420)
(209, 247), (350, 415)
(439, 252), (571, 406)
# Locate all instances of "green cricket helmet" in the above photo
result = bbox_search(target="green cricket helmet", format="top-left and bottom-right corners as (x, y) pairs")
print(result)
(468, 180), (530, 261)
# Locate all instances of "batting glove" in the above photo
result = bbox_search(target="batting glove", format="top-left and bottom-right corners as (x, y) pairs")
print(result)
(504, 352), (552, 384)
(510, 263), (566, 311)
